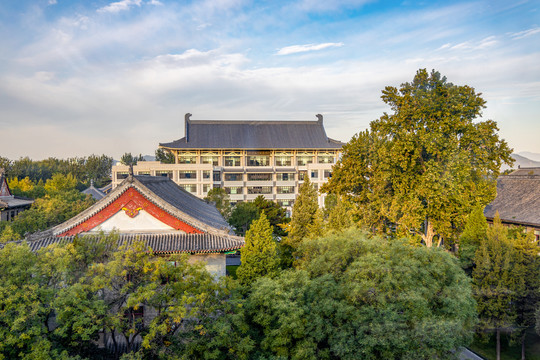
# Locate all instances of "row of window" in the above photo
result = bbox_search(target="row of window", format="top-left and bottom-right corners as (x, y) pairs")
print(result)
(225, 186), (295, 194)
(177, 155), (335, 166)
(118, 170), (331, 181)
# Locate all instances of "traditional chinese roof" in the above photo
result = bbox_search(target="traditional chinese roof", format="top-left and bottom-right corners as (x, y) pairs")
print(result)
(82, 180), (106, 200)
(484, 171), (540, 227)
(160, 114), (344, 150)
(25, 175), (243, 253)
(0, 169), (34, 210)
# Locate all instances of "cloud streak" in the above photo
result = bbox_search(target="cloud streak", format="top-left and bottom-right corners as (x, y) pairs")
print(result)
(276, 42), (344, 55)
(97, 0), (142, 14)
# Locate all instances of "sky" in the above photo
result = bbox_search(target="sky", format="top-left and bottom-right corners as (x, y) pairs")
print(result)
(0, 0), (539, 160)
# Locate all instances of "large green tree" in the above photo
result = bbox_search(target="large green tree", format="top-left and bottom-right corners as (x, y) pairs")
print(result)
(204, 187), (231, 219)
(242, 229), (477, 359)
(236, 213), (279, 286)
(324, 69), (513, 246)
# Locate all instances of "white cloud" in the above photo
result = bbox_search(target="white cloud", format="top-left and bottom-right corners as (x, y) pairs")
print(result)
(148, 0), (163, 5)
(276, 42), (344, 55)
(510, 27), (540, 39)
(48, 0), (58, 5)
(97, 0), (142, 13)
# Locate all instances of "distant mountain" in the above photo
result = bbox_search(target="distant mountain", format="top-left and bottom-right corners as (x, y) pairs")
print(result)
(142, 155), (156, 161)
(502, 154), (540, 171)
(517, 151), (540, 162)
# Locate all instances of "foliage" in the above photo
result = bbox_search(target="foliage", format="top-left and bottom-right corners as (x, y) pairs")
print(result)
(281, 178), (319, 265)
(325, 195), (354, 232)
(472, 214), (540, 359)
(0, 235), (233, 359)
(204, 187), (231, 219)
(155, 148), (175, 164)
(4, 174), (95, 238)
(228, 202), (259, 236)
(242, 229), (477, 359)
(459, 206), (488, 273)
(4, 155), (113, 188)
(323, 69), (513, 247)
(228, 197), (290, 237)
(120, 153), (143, 166)
(237, 213), (279, 286)
(8, 176), (46, 199)
(253, 195), (290, 237)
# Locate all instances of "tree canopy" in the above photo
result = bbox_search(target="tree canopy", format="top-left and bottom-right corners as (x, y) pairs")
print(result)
(324, 69), (513, 246)
(242, 229), (477, 359)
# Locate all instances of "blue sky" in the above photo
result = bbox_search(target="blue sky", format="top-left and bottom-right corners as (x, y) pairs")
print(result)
(0, 0), (539, 159)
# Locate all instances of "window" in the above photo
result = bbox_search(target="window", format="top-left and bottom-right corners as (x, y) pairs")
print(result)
(297, 152), (314, 166)
(225, 173), (243, 181)
(248, 186), (272, 194)
(157, 170), (172, 179)
(277, 186), (294, 194)
(179, 171), (196, 179)
(203, 184), (212, 193)
(275, 156), (291, 166)
(247, 173), (272, 181)
(213, 171), (221, 182)
(201, 154), (219, 166)
(180, 184), (197, 193)
(317, 152), (335, 164)
(137, 171), (150, 176)
(224, 156), (241, 166)
(246, 155), (270, 166)
(278, 200), (293, 207)
(298, 171), (307, 181)
(276, 173), (295, 181)
(311, 171), (318, 179)
(324, 170), (332, 178)
(203, 170), (211, 179)
(178, 152), (197, 164)
(225, 187), (243, 194)
(117, 171), (129, 180)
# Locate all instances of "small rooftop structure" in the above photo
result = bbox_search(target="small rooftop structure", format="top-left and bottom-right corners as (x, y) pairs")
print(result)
(0, 169), (34, 222)
(484, 167), (540, 240)
(82, 180), (106, 201)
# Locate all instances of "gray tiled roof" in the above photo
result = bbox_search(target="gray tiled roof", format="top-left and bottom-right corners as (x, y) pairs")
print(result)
(134, 175), (230, 230)
(24, 233), (244, 254)
(0, 196), (34, 209)
(160, 116), (344, 150)
(484, 174), (540, 227)
(82, 184), (106, 200)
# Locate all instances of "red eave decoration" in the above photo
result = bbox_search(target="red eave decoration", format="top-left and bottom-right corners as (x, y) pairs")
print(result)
(59, 187), (203, 236)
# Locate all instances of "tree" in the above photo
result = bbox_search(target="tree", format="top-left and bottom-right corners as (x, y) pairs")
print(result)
(253, 195), (290, 237)
(242, 229), (477, 359)
(155, 148), (175, 164)
(326, 195), (354, 233)
(228, 202), (260, 236)
(471, 213), (539, 360)
(237, 213), (279, 286)
(282, 178), (320, 265)
(459, 206), (488, 273)
(204, 187), (231, 218)
(120, 153), (138, 166)
(324, 69), (513, 247)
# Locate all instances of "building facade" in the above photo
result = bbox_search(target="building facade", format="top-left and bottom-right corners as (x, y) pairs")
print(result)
(111, 114), (344, 211)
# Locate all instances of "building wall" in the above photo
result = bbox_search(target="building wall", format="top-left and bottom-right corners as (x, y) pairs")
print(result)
(112, 149), (340, 211)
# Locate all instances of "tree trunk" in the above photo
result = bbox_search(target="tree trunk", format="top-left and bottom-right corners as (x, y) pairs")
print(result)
(421, 220), (435, 247)
(522, 331), (526, 360)
(496, 328), (501, 360)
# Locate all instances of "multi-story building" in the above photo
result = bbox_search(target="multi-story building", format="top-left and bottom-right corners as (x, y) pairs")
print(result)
(112, 114), (344, 211)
